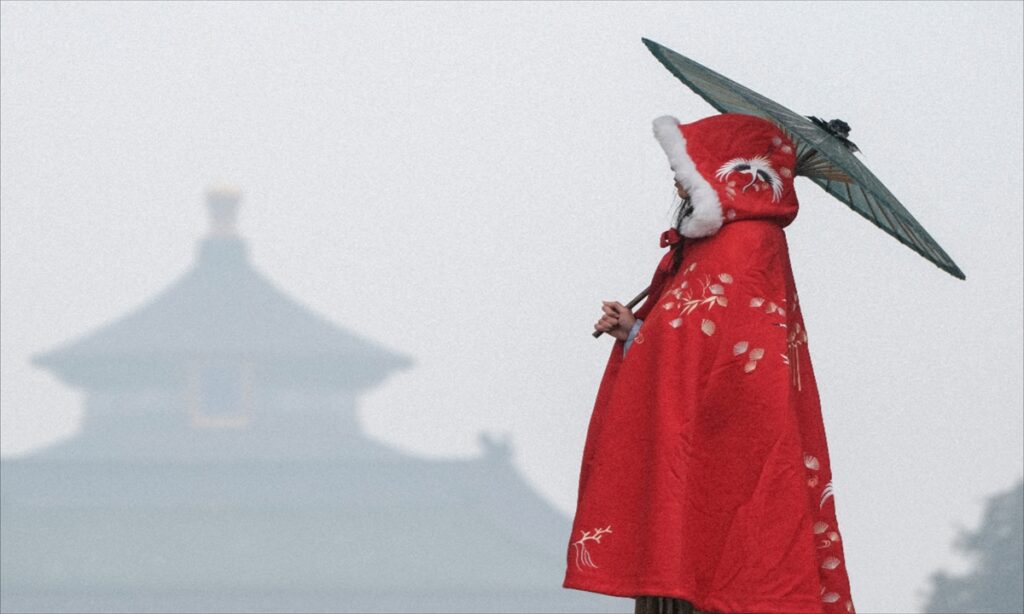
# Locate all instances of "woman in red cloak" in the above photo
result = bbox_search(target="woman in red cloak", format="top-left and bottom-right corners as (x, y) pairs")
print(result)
(563, 113), (855, 614)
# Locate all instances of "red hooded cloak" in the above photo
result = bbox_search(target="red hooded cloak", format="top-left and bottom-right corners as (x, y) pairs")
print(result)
(563, 114), (855, 614)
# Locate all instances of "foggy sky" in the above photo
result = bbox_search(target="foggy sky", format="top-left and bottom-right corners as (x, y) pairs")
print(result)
(2, 2), (1022, 613)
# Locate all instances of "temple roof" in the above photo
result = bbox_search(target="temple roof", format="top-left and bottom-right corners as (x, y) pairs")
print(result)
(31, 187), (411, 389)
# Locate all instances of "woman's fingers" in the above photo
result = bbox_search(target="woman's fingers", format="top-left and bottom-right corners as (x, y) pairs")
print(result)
(598, 301), (632, 333)
(602, 301), (628, 316)
(602, 303), (630, 326)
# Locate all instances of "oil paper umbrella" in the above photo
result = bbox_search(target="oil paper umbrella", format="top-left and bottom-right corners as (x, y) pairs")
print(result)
(642, 37), (964, 279)
(593, 39), (964, 338)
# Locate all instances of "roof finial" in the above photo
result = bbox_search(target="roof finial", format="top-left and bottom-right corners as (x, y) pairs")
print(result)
(205, 184), (242, 236)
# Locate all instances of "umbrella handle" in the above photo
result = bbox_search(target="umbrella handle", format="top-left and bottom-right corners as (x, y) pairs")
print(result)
(591, 285), (651, 339)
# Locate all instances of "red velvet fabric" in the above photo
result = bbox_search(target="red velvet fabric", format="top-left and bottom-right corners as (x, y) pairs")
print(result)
(564, 115), (855, 614)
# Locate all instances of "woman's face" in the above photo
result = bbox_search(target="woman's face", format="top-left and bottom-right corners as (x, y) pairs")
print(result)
(674, 180), (690, 200)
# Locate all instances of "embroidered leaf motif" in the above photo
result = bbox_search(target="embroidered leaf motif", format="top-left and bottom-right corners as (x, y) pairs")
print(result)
(750, 297), (765, 308)
(820, 481), (835, 509)
(718, 273), (733, 283)
(749, 347), (765, 360)
(733, 341), (749, 355)
(813, 521), (829, 534)
(804, 454), (820, 470)
(669, 318), (683, 328)
(743, 360), (757, 373)
(709, 284), (725, 295)
(822, 556), (842, 570)
(716, 296), (728, 307)
(822, 592), (840, 604)
(701, 319), (715, 336)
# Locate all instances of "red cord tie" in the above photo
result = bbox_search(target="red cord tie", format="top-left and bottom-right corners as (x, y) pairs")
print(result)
(656, 228), (683, 274)
(659, 228), (682, 248)
(634, 228), (685, 323)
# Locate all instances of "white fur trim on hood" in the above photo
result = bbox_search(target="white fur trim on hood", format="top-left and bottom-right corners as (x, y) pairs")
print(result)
(652, 115), (723, 238)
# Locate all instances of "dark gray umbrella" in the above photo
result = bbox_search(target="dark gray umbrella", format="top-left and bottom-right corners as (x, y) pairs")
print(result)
(642, 37), (965, 280)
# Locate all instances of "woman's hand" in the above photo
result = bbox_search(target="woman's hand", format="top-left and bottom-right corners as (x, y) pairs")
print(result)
(595, 301), (637, 341)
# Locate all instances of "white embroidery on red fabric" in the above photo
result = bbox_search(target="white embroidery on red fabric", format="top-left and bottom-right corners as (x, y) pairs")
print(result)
(750, 292), (807, 389)
(733, 340), (766, 373)
(807, 457), (852, 611)
(820, 480), (835, 509)
(571, 525), (612, 570)
(661, 265), (732, 335)
(787, 322), (808, 391)
(714, 155), (784, 202)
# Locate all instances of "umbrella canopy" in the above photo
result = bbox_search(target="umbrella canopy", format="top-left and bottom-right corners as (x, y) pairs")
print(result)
(642, 38), (965, 280)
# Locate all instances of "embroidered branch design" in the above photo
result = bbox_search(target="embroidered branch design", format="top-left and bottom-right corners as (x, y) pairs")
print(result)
(572, 525), (612, 570)
(661, 270), (732, 334)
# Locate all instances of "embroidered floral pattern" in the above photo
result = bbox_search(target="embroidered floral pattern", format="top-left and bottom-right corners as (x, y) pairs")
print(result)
(749, 291), (809, 390)
(660, 265), (733, 336)
(805, 452), (854, 613)
(786, 293), (808, 390)
(572, 525), (612, 570)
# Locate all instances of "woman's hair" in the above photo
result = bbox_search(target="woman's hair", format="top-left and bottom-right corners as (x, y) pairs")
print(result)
(670, 193), (693, 232)
(668, 192), (691, 273)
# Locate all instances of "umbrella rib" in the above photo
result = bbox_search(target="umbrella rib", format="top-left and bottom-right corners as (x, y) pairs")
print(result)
(861, 185), (905, 240)
(823, 176), (958, 276)
(809, 146), (959, 273)
(837, 160), (950, 269)
(848, 182), (928, 259)
(888, 204), (940, 261)
(867, 188), (944, 265)
(847, 181), (890, 234)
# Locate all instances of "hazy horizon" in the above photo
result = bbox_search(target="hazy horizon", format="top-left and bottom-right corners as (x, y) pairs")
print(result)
(2, 2), (1022, 613)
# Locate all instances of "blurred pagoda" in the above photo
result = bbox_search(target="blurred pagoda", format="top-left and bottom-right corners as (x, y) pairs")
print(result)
(0, 187), (623, 614)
